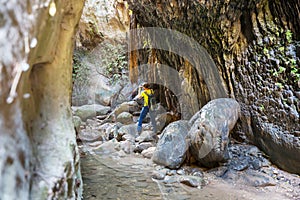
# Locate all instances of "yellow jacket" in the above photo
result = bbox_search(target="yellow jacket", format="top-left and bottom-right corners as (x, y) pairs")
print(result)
(141, 89), (154, 107)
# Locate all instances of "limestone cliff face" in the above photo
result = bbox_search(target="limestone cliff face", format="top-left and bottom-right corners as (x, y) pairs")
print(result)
(73, 0), (131, 107)
(127, 0), (300, 174)
(0, 0), (84, 199)
(76, 0), (130, 49)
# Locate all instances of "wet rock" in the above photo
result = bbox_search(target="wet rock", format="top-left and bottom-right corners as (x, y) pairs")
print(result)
(152, 120), (190, 169)
(189, 98), (240, 168)
(72, 104), (110, 121)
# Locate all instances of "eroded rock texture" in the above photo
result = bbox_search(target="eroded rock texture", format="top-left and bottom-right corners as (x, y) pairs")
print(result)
(0, 0), (84, 199)
(189, 98), (240, 168)
(127, 0), (300, 174)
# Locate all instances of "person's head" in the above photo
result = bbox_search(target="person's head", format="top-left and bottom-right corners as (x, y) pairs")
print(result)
(142, 82), (150, 89)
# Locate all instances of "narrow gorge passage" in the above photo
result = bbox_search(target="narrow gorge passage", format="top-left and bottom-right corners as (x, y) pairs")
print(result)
(74, 1), (300, 199)
(1, 0), (299, 199)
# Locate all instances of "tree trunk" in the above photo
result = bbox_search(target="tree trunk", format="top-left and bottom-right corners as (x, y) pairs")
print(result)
(127, 0), (300, 174)
(0, 0), (84, 199)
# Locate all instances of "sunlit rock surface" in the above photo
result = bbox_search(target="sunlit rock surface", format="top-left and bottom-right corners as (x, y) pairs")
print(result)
(189, 98), (240, 168)
(73, 0), (132, 107)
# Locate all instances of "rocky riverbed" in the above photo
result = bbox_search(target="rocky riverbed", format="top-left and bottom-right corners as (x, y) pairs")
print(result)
(80, 141), (299, 200)
(77, 112), (300, 200)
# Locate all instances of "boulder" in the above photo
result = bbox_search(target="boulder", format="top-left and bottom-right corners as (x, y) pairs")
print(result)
(178, 175), (206, 188)
(189, 98), (240, 168)
(252, 118), (300, 174)
(155, 112), (180, 133)
(152, 120), (190, 169)
(114, 101), (140, 116)
(142, 147), (156, 159)
(72, 104), (110, 121)
(77, 130), (104, 143)
(101, 101), (139, 124)
(135, 131), (156, 143)
(94, 140), (119, 155)
(95, 89), (115, 106)
(120, 140), (134, 154)
(73, 116), (82, 134)
(117, 124), (138, 140)
(97, 123), (116, 140)
(116, 112), (133, 125)
(133, 142), (154, 153)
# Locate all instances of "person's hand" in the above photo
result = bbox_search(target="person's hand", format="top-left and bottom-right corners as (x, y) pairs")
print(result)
(133, 96), (138, 101)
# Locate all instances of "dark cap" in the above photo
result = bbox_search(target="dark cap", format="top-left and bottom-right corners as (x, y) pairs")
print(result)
(142, 82), (150, 89)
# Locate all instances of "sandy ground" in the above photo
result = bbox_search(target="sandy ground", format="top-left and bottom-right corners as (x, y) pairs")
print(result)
(80, 146), (300, 200)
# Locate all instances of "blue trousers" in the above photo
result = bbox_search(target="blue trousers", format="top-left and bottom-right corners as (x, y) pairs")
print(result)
(137, 106), (157, 133)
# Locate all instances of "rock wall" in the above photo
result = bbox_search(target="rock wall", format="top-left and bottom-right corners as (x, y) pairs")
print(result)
(76, 0), (130, 48)
(73, 0), (132, 108)
(127, 0), (300, 174)
(0, 0), (84, 199)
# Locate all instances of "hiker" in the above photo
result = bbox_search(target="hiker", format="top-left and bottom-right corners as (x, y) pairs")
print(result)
(133, 83), (157, 134)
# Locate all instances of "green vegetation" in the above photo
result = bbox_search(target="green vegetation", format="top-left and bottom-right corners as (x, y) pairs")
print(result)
(275, 82), (283, 89)
(285, 30), (293, 43)
(259, 104), (265, 111)
(72, 49), (90, 86)
(72, 41), (128, 86)
(72, 49), (91, 105)
(258, 29), (300, 87)
(100, 42), (128, 84)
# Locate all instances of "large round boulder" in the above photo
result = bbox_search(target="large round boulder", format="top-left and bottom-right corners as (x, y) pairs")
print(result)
(188, 98), (240, 168)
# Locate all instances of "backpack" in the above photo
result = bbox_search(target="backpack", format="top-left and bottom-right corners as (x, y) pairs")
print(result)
(145, 91), (156, 111)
